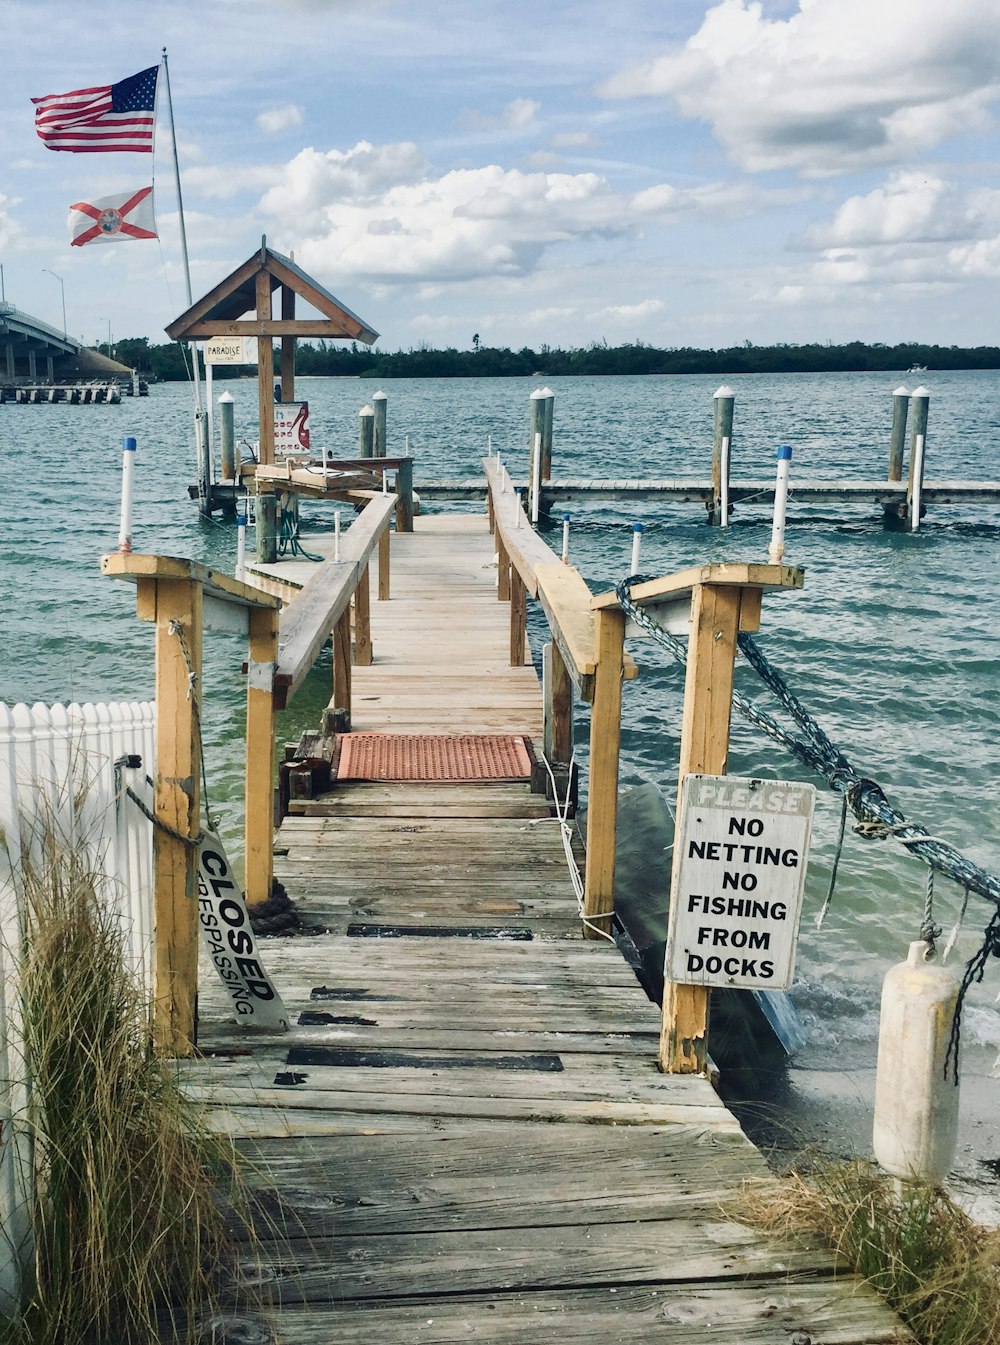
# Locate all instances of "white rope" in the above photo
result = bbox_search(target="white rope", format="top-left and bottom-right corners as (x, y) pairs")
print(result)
(535, 749), (616, 945)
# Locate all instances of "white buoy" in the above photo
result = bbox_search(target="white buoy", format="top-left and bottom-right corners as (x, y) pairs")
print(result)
(236, 495), (247, 580)
(118, 435), (137, 553)
(561, 513), (570, 564)
(769, 444), (792, 563)
(873, 940), (960, 1183)
(630, 522), (643, 575)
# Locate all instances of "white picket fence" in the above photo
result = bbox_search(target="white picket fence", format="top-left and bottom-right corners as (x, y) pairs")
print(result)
(0, 699), (156, 1310)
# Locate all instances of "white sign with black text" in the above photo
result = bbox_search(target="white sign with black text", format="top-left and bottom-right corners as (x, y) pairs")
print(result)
(197, 831), (288, 1029)
(665, 775), (815, 991)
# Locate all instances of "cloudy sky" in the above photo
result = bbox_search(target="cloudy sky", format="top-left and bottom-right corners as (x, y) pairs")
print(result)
(2, 0), (1000, 352)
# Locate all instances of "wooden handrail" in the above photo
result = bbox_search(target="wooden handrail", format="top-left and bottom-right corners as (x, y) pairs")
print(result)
(271, 495), (395, 709)
(535, 563), (638, 704)
(484, 458), (557, 598)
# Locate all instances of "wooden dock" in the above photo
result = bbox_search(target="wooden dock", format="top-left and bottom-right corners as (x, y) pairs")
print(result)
(184, 510), (909, 1343)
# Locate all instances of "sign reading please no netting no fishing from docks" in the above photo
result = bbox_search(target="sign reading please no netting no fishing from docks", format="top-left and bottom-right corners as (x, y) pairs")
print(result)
(198, 832), (288, 1029)
(666, 775), (815, 992)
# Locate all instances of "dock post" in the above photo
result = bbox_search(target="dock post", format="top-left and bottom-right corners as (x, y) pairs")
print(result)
(497, 534), (511, 602)
(151, 577), (204, 1055)
(378, 529), (391, 600)
(256, 490), (278, 563)
(906, 386), (930, 532)
(331, 608), (353, 731)
(509, 570), (527, 665)
(540, 387), (554, 481)
(358, 404), (375, 459)
(395, 458), (414, 532)
(219, 391), (236, 483)
(354, 564), (373, 665)
(660, 580), (742, 1073)
(542, 641), (573, 803)
(245, 605), (278, 907)
(529, 389), (544, 484)
(710, 386), (735, 526)
(887, 385), (909, 481)
(582, 606), (625, 939)
(372, 390), (387, 456)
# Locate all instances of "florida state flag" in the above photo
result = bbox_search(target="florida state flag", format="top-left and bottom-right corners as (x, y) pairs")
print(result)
(68, 186), (156, 246)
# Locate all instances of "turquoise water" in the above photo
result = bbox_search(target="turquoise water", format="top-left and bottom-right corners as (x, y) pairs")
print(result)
(3, 370), (1000, 1097)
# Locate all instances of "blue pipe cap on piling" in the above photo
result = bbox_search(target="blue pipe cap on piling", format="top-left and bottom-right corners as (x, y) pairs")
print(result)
(632, 522), (643, 532)
(776, 444), (793, 460)
(563, 512), (571, 521)
(122, 436), (137, 451)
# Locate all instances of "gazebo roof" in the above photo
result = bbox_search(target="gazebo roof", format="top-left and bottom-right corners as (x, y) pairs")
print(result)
(165, 237), (378, 344)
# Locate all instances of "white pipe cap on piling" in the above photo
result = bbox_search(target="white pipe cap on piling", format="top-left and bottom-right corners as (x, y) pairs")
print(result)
(540, 386), (554, 397)
(892, 386), (910, 397)
(530, 388), (545, 399)
(714, 385), (736, 399)
(372, 389), (388, 400)
(359, 404), (374, 416)
(911, 385), (930, 397)
(218, 391), (234, 404)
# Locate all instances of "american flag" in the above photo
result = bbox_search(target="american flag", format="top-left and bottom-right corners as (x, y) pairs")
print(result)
(31, 65), (159, 153)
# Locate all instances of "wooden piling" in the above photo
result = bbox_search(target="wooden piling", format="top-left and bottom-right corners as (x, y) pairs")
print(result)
(256, 492), (278, 563)
(907, 387), (930, 531)
(541, 387), (554, 481)
(529, 389), (544, 484)
(372, 390), (387, 457)
(358, 405), (375, 459)
(509, 569), (527, 666)
(887, 385), (909, 482)
(378, 529), (391, 600)
(354, 563), (373, 666)
(331, 607), (353, 731)
(395, 458), (414, 532)
(710, 386), (735, 526)
(219, 392), (236, 482)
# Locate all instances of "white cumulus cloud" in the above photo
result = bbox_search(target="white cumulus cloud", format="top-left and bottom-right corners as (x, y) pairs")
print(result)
(599, 0), (1000, 176)
(256, 105), (304, 135)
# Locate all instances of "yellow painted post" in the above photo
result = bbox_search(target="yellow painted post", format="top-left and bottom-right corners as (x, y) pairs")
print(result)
(244, 604), (278, 908)
(660, 581), (742, 1073)
(582, 605), (625, 939)
(354, 563), (373, 666)
(378, 528), (391, 600)
(151, 578), (203, 1055)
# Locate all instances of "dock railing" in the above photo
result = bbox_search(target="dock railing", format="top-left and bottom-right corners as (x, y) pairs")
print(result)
(485, 456), (805, 1075)
(102, 491), (399, 1052)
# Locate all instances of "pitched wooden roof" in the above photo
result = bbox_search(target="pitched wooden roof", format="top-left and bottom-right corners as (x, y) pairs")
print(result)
(164, 237), (378, 344)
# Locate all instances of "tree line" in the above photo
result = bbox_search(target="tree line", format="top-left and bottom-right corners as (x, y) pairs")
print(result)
(103, 337), (1000, 382)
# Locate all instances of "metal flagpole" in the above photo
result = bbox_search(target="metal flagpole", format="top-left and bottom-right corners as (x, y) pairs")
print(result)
(161, 48), (209, 510)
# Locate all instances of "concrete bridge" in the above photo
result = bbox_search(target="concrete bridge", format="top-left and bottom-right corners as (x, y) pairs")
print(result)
(0, 302), (81, 383)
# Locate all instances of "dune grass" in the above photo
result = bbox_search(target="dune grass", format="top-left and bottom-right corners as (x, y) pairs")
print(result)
(746, 1160), (1000, 1345)
(0, 820), (249, 1345)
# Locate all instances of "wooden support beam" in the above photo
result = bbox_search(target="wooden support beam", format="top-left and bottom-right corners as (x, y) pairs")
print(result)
(660, 582), (742, 1075)
(582, 606), (625, 939)
(280, 284), (295, 404)
(354, 562), (372, 666)
(256, 271), (275, 466)
(509, 568), (526, 666)
(151, 578), (203, 1055)
(332, 606), (353, 730)
(245, 605), (278, 907)
(544, 638), (573, 769)
(378, 529), (390, 600)
(395, 458), (414, 532)
(497, 535), (510, 603)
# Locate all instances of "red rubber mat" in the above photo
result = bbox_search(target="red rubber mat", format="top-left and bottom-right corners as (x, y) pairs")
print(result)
(336, 734), (533, 782)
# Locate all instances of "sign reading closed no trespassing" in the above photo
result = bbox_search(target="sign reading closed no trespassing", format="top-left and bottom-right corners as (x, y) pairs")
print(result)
(665, 775), (815, 991)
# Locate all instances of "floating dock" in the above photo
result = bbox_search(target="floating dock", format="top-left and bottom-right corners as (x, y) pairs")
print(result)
(180, 508), (909, 1343)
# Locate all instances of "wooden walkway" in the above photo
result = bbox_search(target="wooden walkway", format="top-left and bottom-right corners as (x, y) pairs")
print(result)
(187, 512), (908, 1343)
